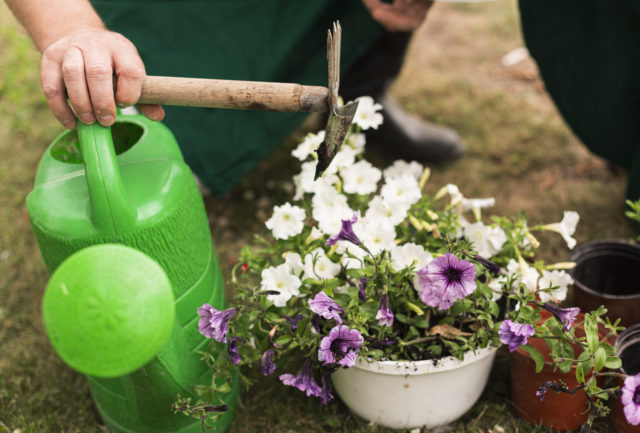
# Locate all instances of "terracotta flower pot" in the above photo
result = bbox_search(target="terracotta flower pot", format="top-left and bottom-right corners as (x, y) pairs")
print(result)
(612, 324), (640, 433)
(510, 311), (597, 431)
(568, 240), (640, 327)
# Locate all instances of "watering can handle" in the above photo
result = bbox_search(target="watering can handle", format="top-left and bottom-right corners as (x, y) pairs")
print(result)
(76, 121), (137, 236)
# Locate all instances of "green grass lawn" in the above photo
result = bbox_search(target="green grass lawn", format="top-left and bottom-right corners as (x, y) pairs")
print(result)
(0, 1), (637, 432)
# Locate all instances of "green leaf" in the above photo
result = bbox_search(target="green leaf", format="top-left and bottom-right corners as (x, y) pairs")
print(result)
(575, 362), (585, 384)
(427, 344), (442, 357)
(274, 335), (291, 346)
(216, 382), (231, 394)
(577, 350), (594, 375)
(191, 385), (210, 396)
(406, 301), (424, 316)
(395, 313), (409, 324)
(521, 345), (546, 373)
(604, 356), (623, 370)
(584, 314), (599, 353)
(264, 312), (280, 323)
(601, 342), (616, 356)
(594, 346), (606, 371)
(487, 301), (500, 318)
(365, 349), (384, 359)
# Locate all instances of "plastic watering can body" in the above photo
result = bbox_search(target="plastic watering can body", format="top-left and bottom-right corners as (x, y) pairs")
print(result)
(26, 115), (239, 432)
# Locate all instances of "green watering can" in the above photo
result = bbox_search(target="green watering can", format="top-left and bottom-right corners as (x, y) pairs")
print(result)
(26, 113), (240, 432)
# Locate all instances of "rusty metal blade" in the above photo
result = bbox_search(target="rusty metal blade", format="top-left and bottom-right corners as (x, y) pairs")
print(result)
(315, 21), (358, 180)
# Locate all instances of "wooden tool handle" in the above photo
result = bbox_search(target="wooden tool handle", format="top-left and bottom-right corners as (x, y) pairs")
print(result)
(137, 76), (329, 112)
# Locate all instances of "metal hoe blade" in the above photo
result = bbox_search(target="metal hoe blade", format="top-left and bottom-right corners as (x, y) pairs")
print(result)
(314, 21), (359, 180)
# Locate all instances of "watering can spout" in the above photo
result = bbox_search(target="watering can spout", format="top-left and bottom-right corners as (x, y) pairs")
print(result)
(76, 122), (137, 236)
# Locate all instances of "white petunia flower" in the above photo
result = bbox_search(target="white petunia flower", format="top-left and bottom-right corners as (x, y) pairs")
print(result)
(261, 263), (302, 307)
(506, 259), (540, 293)
(381, 175), (422, 208)
(303, 248), (341, 280)
(358, 220), (397, 255)
(308, 226), (325, 241)
(292, 131), (324, 161)
(339, 244), (367, 270)
(390, 243), (433, 271)
(334, 284), (351, 295)
(488, 275), (508, 301)
(383, 160), (424, 181)
(284, 252), (305, 276)
(365, 195), (410, 227)
(325, 146), (358, 175)
(352, 96), (383, 130)
(462, 197), (496, 220)
(541, 211), (580, 250)
(349, 133), (366, 154)
(265, 203), (306, 239)
(435, 183), (464, 205)
(293, 161), (318, 201)
(311, 182), (353, 234)
(341, 160), (382, 195)
(537, 270), (573, 303)
(464, 222), (507, 258)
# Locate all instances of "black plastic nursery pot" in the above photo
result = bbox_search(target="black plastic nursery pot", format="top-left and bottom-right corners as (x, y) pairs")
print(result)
(568, 240), (640, 327)
(612, 324), (640, 433)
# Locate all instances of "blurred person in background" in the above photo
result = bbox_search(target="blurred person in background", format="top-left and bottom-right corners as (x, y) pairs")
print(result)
(519, 1), (640, 205)
(4, 0), (463, 197)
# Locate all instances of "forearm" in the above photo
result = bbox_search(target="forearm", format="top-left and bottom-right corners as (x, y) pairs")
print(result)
(5, 0), (104, 52)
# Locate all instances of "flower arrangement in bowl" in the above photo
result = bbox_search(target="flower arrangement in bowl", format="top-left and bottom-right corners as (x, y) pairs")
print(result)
(173, 97), (638, 431)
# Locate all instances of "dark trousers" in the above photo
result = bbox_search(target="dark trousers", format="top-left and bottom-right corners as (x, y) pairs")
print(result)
(341, 32), (412, 102)
(519, 0), (640, 202)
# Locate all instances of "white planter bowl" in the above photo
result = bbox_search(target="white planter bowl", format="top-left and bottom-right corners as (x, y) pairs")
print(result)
(331, 345), (499, 429)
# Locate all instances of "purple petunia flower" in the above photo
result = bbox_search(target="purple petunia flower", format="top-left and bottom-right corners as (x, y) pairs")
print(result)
(311, 314), (321, 333)
(227, 336), (244, 365)
(358, 277), (367, 302)
(536, 380), (573, 401)
(326, 213), (362, 247)
(203, 404), (228, 413)
(308, 291), (344, 323)
(197, 304), (237, 343)
(473, 254), (501, 276)
(283, 314), (304, 332)
(417, 252), (477, 310)
(542, 303), (581, 332)
(318, 324), (364, 368)
(499, 320), (535, 352)
(622, 373), (640, 426)
(279, 359), (322, 398)
(319, 370), (334, 405)
(261, 350), (276, 376)
(375, 294), (394, 327)
(536, 380), (554, 401)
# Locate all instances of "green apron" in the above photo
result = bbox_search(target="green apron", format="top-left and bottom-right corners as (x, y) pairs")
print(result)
(519, 0), (640, 201)
(90, 0), (384, 196)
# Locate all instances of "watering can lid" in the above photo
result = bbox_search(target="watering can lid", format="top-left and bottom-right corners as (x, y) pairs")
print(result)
(42, 244), (175, 378)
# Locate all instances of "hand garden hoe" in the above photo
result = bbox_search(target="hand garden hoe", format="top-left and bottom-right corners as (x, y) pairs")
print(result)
(134, 21), (357, 179)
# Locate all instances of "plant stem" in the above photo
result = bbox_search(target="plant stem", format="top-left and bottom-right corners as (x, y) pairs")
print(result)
(399, 336), (437, 346)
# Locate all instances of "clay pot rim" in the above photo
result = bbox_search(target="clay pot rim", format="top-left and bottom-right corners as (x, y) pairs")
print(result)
(569, 239), (640, 301)
(615, 323), (640, 375)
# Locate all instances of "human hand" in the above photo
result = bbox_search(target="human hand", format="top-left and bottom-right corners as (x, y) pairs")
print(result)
(361, 0), (433, 32)
(40, 27), (164, 129)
